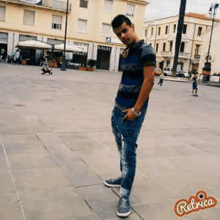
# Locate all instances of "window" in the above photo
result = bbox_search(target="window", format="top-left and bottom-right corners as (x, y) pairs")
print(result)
(165, 25), (169, 34)
(183, 24), (187, 34)
(198, 27), (202, 36)
(102, 23), (111, 36)
(158, 27), (161, 36)
(24, 10), (35, 26)
(104, 0), (113, 12)
(174, 24), (176, 33)
(156, 43), (159, 52)
(195, 44), (200, 55)
(80, 0), (88, 8)
(78, 19), (87, 33)
(145, 29), (147, 37)
(170, 41), (173, 52)
(126, 4), (135, 17)
(180, 42), (185, 52)
(163, 43), (166, 52)
(0, 6), (5, 22)
(151, 28), (154, 36)
(52, 15), (62, 30)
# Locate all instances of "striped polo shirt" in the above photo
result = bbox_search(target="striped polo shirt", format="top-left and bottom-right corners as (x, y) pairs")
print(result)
(115, 40), (156, 111)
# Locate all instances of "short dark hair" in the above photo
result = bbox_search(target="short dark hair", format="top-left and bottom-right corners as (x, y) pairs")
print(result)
(111, 14), (132, 29)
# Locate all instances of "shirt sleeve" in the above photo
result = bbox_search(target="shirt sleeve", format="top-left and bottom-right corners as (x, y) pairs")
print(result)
(140, 44), (156, 67)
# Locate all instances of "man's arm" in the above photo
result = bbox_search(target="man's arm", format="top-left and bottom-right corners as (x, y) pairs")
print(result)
(134, 65), (155, 112)
(123, 65), (155, 121)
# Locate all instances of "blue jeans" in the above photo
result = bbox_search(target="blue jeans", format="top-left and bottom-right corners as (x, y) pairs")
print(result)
(111, 100), (149, 198)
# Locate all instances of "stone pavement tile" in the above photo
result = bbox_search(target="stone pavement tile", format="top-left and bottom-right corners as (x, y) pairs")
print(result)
(76, 149), (119, 166)
(78, 213), (100, 220)
(3, 142), (45, 155)
(58, 133), (105, 151)
(61, 161), (102, 187)
(0, 193), (23, 220)
(0, 171), (14, 194)
(12, 167), (72, 190)
(0, 155), (8, 172)
(77, 185), (142, 220)
(160, 154), (220, 176)
(18, 187), (93, 220)
(7, 152), (56, 170)
(1, 134), (39, 144)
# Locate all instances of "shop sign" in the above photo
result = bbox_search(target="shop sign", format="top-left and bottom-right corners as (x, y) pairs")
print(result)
(98, 45), (111, 51)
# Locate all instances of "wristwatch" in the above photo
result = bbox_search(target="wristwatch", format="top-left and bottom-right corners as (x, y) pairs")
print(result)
(132, 108), (141, 117)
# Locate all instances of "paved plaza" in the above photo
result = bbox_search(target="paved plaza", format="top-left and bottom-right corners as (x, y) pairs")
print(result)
(0, 63), (220, 220)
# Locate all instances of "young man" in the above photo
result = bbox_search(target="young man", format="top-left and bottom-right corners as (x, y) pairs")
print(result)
(104, 15), (156, 217)
(192, 72), (198, 96)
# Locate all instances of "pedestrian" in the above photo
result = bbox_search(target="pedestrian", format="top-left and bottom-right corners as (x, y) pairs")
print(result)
(158, 73), (165, 86)
(104, 14), (156, 217)
(192, 72), (198, 97)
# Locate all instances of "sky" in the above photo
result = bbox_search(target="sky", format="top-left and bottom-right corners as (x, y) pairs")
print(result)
(145, 0), (220, 21)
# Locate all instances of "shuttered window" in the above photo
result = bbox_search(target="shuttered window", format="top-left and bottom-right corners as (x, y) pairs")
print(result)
(0, 6), (5, 22)
(24, 10), (35, 26)
(80, 0), (88, 8)
(104, 0), (113, 12)
(52, 15), (62, 30)
(78, 19), (87, 33)
(102, 23), (111, 36)
(126, 4), (135, 17)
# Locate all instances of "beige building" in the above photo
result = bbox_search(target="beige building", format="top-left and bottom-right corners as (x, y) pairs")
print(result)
(0, 0), (148, 71)
(144, 13), (215, 73)
(199, 22), (220, 75)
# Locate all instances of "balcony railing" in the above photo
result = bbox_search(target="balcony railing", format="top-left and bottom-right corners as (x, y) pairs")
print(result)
(161, 51), (190, 58)
(1, 0), (71, 11)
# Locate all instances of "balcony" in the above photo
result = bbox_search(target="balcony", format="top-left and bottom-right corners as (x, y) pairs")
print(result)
(179, 52), (190, 58)
(161, 51), (172, 57)
(1, 0), (71, 12)
(161, 51), (190, 58)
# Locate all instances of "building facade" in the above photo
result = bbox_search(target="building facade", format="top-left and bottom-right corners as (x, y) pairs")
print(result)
(144, 13), (215, 73)
(0, 0), (149, 71)
(199, 22), (220, 75)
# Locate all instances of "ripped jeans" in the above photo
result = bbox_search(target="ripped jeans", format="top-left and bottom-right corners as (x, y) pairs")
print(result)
(111, 100), (149, 198)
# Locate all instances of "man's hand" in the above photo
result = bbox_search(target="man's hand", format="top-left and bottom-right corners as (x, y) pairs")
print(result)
(122, 108), (137, 121)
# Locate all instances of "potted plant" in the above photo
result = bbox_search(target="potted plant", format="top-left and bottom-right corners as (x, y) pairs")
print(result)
(86, 59), (96, 71)
(77, 62), (87, 71)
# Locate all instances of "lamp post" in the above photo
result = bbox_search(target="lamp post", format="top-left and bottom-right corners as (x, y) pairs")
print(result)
(61, 0), (69, 71)
(204, 3), (219, 72)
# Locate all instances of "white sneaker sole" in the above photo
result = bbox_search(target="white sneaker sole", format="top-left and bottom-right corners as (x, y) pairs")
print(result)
(116, 209), (131, 217)
(103, 181), (121, 188)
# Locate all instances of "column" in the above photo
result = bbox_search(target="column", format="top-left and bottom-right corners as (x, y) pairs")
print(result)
(93, 44), (98, 60)
(109, 46), (116, 71)
(87, 43), (93, 60)
(114, 47), (121, 72)
(7, 32), (13, 56)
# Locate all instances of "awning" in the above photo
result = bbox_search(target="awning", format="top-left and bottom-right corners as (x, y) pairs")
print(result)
(16, 40), (52, 50)
(54, 43), (87, 52)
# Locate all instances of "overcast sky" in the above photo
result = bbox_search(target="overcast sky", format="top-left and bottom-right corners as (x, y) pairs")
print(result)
(145, 0), (220, 21)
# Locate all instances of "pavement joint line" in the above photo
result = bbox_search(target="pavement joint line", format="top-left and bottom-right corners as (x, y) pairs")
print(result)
(76, 183), (103, 189)
(184, 142), (214, 154)
(0, 133), (26, 220)
(34, 133), (102, 219)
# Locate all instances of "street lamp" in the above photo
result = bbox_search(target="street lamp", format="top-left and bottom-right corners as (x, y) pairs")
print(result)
(61, 0), (69, 71)
(204, 2), (219, 72)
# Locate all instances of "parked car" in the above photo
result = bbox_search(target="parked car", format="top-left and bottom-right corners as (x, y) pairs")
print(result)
(163, 67), (173, 76)
(176, 70), (190, 78)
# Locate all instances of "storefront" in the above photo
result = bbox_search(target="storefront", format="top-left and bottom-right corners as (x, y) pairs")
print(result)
(72, 42), (88, 66)
(96, 45), (111, 70)
(0, 32), (8, 60)
(18, 35), (37, 65)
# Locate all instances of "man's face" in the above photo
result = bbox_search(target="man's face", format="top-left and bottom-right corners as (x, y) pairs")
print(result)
(113, 22), (135, 46)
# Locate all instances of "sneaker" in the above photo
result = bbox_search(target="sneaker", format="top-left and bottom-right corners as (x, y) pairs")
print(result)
(116, 197), (131, 217)
(195, 94), (198, 97)
(104, 177), (121, 187)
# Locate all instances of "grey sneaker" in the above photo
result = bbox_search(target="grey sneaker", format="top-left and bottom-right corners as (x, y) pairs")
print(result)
(116, 197), (131, 217)
(104, 177), (121, 187)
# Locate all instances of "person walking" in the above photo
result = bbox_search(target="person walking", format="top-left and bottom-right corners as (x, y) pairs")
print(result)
(158, 73), (165, 86)
(192, 72), (198, 97)
(104, 14), (156, 217)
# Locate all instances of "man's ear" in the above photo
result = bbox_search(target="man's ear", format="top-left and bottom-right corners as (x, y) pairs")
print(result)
(131, 23), (135, 31)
